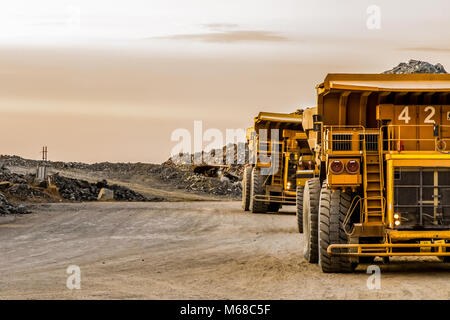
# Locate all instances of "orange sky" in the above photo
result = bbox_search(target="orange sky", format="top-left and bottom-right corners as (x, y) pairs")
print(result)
(1, 1), (450, 163)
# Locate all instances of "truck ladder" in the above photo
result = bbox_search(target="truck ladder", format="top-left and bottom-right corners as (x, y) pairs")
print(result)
(271, 152), (283, 185)
(363, 136), (385, 223)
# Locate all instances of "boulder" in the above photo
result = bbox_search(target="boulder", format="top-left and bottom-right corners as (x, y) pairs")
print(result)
(97, 188), (114, 201)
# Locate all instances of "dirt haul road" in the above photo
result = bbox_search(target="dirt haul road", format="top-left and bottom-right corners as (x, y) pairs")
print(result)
(0, 201), (449, 300)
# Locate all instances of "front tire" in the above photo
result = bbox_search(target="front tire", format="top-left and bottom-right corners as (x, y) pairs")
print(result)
(250, 168), (269, 214)
(303, 178), (320, 263)
(296, 186), (304, 233)
(318, 184), (357, 273)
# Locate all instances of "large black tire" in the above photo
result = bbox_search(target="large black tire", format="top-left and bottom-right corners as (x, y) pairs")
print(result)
(303, 178), (320, 263)
(318, 184), (357, 273)
(296, 186), (304, 233)
(241, 166), (252, 211)
(250, 168), (269, 213)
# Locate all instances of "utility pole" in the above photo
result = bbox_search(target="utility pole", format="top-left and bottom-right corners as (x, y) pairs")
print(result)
(42, 146), (48, 162)
(36, 146), (49, 184)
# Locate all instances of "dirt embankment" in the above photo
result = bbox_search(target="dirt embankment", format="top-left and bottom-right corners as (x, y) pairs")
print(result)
(0, 162), (163, 215)
(0, 154), (244, 204)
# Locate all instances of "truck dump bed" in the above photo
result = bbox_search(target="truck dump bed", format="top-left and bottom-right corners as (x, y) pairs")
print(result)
(317, 73), (450, 129)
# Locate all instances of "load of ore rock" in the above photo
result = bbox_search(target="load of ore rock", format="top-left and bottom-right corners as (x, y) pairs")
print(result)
(383, 59), (447, 74)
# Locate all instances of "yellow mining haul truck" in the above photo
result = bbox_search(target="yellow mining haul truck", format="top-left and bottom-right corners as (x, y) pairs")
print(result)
(241, 111), (315, 217)
(300, 73), (450, 273)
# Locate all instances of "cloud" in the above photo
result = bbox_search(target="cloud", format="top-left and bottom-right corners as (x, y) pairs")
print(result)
(202, 23), (239, 30)
(157, 30), (289, 43)
(148, 22), (290, 43)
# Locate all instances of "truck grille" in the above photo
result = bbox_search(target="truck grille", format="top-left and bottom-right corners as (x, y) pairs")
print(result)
(332, 134), (352, 151)
(359, 134), (379, 152)
(394, 167), (450, 229)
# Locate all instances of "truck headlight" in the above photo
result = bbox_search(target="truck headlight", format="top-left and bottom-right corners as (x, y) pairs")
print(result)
(330, 160), (344, 174)
(345, 160), (360, 174)
(394, 213), (401, 226)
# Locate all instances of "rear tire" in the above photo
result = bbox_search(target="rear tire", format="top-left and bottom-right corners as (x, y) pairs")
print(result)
(318, 184), (357, 273)
(296, 186), (304, 233)
(303, 178), (320, 263)
(241, 166), (252, 211)
(250, 168), (269, 213)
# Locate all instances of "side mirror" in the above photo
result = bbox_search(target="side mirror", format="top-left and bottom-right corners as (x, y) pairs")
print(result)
(313, 114), (322, 123)
(433, 124), (440, 138)
(313, 123), (322, 132)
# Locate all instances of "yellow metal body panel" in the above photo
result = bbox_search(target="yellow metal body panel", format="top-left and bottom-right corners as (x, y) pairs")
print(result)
(256, 112), (303, 122)
(328, 174), (361, 186)
(254, 112), (303, 131)
(377, 103), (450, 152)
(386, 153), (450, 160)
(319, 73), (450, 92)
(294, 132), (307, 140)
(256, 163), (273, 168)
(328, 243), (450, 257)
(254, 194), (296, 204)
(296, 178), (309, 187)
(389, 159), (450, 166)
(296, 168), (318, 187)
(301, 107), (318, 131)
(386, 159), (394, 228)
(388, 230), (450, 241)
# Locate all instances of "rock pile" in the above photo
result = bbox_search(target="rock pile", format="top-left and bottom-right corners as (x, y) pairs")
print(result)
(50, 174), (101, 201)
(50, 174), (161, 202)
(149, 162), (242, 198)
(0, 165), (160, 204)
(384, 60), (447, 74)
(0, 191), (29, 214)
(95, 179), (153, 202)
(0, 166), (31, 184)
(7, 183), (52, 201)
(0, 168), (52, 202)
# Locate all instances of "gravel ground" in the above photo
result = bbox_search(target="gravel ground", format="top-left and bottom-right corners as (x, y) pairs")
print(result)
(0, 201), (449, 300)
